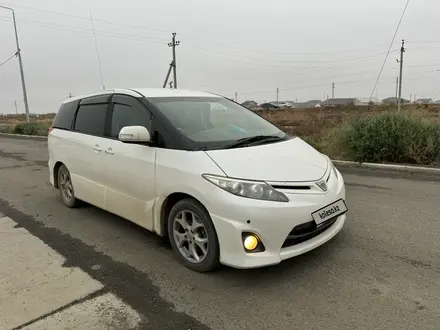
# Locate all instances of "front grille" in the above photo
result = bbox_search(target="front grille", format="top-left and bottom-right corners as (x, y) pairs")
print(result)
(281, 217), (338, 248)
(270, 185), (311, 191)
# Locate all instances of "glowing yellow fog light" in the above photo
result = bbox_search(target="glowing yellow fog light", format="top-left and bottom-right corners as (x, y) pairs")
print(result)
(243, 235), (259, 251)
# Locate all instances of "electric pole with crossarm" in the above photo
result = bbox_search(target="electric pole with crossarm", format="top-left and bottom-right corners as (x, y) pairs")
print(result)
(168, 33), (180, 89)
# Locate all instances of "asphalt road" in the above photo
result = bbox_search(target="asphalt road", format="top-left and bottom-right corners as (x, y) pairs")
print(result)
(0, 136), (439, 330)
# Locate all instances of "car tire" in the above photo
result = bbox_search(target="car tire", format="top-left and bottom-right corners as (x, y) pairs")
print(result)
(57, 164), (80, 208)
(167, 198), (220, 272)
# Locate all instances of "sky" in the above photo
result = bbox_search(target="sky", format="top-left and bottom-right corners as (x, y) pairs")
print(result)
(1, 0), (440, 114)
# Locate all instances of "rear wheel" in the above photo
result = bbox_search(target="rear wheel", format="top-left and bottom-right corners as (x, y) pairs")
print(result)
(57, 165), (80, 208)
(168, 198), (220, 272)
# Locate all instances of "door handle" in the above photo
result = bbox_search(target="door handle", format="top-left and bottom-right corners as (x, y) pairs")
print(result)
(93, 145), (102, 152)
(105, 148), (115, 155)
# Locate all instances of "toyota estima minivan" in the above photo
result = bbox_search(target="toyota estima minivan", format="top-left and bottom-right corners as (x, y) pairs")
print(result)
(48, 88), (347, 272)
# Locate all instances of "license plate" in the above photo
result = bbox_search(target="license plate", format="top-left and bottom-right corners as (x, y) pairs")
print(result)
(311, 199), (347, 225)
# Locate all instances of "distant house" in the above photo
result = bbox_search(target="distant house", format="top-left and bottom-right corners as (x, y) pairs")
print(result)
(241, 100), (258, 109)
(433, 100), (440, 104)
(381, 97), (410, 104)
(293, 100), (322, 108)
(307, 100), (322, 108)
(414, 98), (433, 105)
(356, 97), (382, 105)
(322, 98), (361, 106)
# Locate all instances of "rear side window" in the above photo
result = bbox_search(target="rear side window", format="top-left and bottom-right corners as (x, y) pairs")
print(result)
(52, 101), (79, 130)
(74, 104), (108, 136)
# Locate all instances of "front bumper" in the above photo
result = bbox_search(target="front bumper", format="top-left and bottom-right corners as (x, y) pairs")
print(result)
(207, 168), (346, 269)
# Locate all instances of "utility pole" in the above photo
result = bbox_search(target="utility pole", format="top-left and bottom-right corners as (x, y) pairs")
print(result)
(276, 88), (279, 102)
(168, 33), (180, 89)
(235, 91), (238, 102)
(397, 39), (405, 111)
(0, 5), (30, 122)
(332, 82), (335, 99)
(14, 100), (18, 114)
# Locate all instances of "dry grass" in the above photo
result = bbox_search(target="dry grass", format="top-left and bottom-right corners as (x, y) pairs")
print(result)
(0, 113), (55, 125)
(256, 104), (440, 137)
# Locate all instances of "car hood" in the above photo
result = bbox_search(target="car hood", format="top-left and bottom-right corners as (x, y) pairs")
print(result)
(205, 137), (328, 182)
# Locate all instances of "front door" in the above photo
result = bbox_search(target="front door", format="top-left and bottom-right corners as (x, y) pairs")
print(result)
(103, 94), (156, 230)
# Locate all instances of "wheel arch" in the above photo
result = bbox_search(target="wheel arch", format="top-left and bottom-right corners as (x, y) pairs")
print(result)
(53, 161), (65, 189)
(159, 192), (209, 239)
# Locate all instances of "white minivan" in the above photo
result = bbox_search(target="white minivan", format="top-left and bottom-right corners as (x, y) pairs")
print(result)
(48, 88), (347, 272)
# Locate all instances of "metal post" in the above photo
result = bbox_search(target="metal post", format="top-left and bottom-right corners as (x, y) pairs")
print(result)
(172, 34), (177, 89)
(398, 39), (405, 111)
(0, 5), (30, 122)
(332, 82), (335, 99)
(162, 62), (174, 88)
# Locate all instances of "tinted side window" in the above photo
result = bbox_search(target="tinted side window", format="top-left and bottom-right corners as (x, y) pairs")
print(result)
(53, 100), (79, 130)
(110, 97), (151, 138)
(73, 104), (108, 136)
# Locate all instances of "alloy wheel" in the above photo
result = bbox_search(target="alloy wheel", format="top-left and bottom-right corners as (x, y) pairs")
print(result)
(59, 168), (73, 202)
(172, 210), (209, 263)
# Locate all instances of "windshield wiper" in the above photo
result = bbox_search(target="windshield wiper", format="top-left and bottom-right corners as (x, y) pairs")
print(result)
(224, 135), (283, 149)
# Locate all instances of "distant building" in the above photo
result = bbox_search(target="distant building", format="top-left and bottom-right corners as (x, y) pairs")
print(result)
(356, 97), (382, 105)
(322, 98), (361, 106)
(414, 98), (433, 105)
(381, 97), (410, 104)
(293, 100), (322, 108)
(241, 100), (258, 109)
(433, 100), (440, 104)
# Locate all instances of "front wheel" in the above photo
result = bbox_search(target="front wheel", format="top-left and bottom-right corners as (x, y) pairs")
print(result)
(168, 199), (220, 272)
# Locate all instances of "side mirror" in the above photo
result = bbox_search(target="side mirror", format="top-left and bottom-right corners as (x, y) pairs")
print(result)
(119, 126), (151, 143)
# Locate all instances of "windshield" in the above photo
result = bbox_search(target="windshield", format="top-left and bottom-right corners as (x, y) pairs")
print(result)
(148, 96), (287, 150)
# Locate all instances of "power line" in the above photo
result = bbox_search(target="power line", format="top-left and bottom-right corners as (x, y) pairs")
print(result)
(0, 15), (396, 66)
(0, 15), (397, 74)
(0, 52), (16, 67)
(186, 41), (395, 65)
(0, 2), (174, 34)
(226, 68), (436, 97)
(0, 17), (169, 44)
(180, 33), (393, 56)
(369, 0), (411, 100)
(0, 2), (400, 57)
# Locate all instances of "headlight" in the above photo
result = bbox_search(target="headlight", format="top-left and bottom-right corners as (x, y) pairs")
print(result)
(202, 174), (289, 202)
(324, 155), (338, 179)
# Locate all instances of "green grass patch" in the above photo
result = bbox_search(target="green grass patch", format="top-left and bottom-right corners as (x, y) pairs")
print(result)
(0, 122), (50, 136)
(303, 111), (440, 165)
